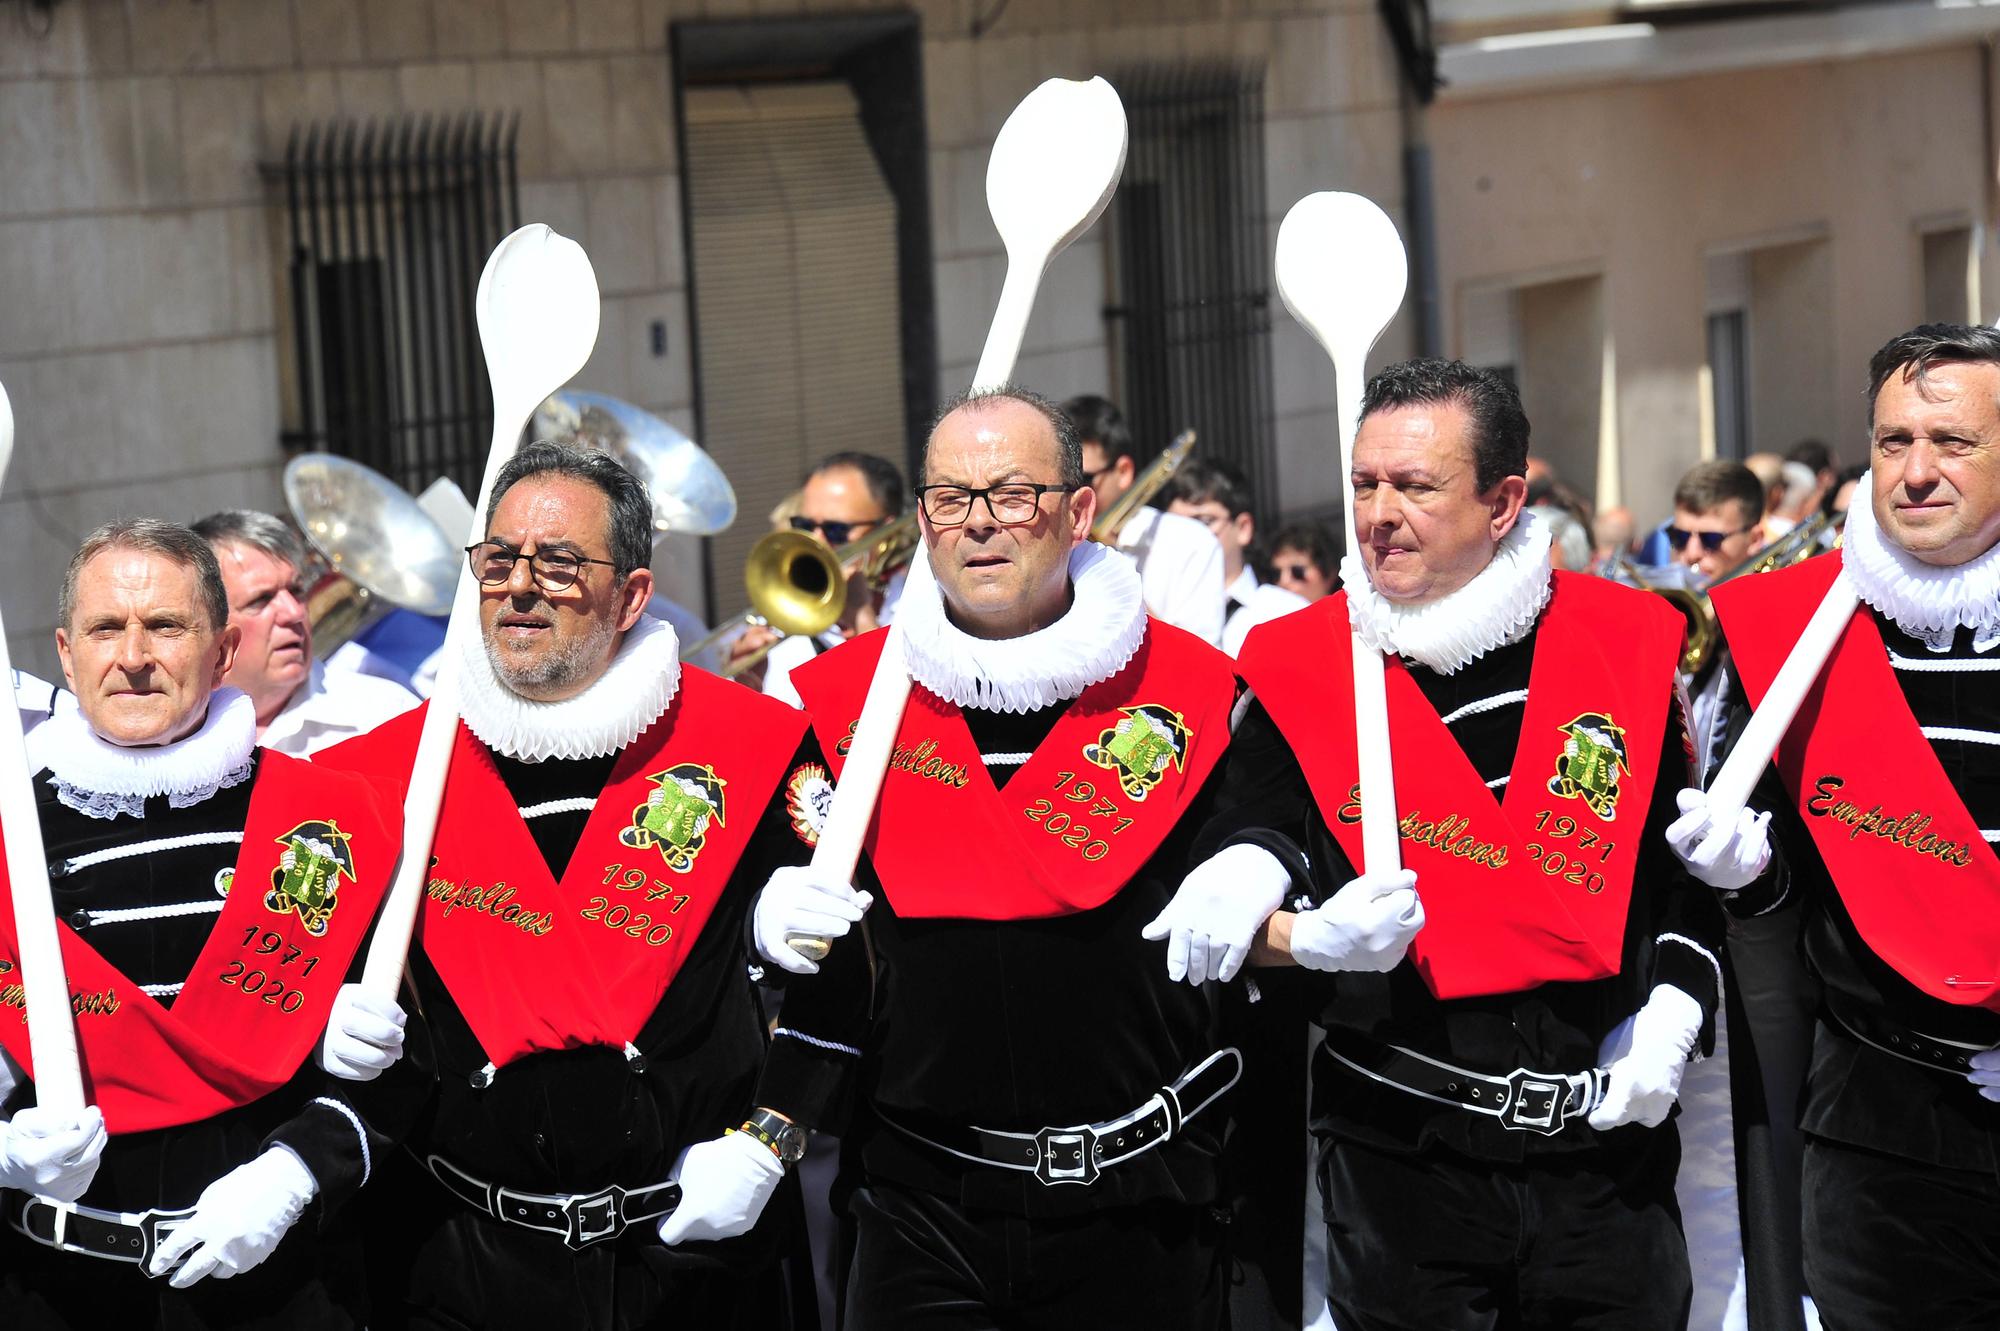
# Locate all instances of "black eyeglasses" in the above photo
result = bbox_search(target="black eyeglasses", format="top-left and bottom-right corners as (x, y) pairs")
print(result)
(788, 515), (878, 547)
(916, 482), (1078, 528)
(465, 542), (617, 591)
(1664, 524), (1753, 553)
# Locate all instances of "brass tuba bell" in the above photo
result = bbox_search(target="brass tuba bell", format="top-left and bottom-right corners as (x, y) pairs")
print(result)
(282, 454), (460, 656)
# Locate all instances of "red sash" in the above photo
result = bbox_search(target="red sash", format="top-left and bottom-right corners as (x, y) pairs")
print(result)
(0, 752), (394, 1133)
(793, 621), (1237, 920)
(1238, 572), (1684, 999)
(323, 669), (807, 1067)
(1713, 553), (2000, 1011)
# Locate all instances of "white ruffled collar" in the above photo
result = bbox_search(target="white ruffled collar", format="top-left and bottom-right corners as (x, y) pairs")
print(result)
(1342, 509), (1554, 675)
(897, 541), (1148, 713)
(456, 613), (682, 762)
(1843, 492), (2000, 652)
(31, 688), (258, 820)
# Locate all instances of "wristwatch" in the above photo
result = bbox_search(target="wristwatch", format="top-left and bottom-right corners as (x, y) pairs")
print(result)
(738, 1109), (807, 1167)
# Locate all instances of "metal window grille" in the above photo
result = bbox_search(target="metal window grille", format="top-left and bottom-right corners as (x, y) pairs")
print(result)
(276, 114), (520, 499)
(1105, 65), (1277, 519)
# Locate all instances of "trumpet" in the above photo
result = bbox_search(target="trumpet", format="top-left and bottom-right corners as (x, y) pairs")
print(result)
(1092, 430), (1196, 543)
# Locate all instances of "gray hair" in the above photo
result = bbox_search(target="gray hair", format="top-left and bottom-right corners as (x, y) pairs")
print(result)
(486, 440), (653, 577)
(60, 519), (229, 632)
(925, 385), (1085, 489)
(191, 509), (308, 574)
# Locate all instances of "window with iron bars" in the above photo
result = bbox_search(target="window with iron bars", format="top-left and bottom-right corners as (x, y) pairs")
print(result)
(274, 114), (519, 500)
(1104, 64), (1278, 522)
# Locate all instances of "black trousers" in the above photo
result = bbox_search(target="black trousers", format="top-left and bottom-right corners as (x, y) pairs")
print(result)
(842, 1181), (1227, 1331)
(1803, 1135), (2000, 1330)
(1319, 1130), (1691, 1331)
(0, 1219), (364, 1331)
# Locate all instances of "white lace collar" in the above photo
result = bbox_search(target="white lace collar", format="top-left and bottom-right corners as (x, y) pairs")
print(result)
(31, 688), (258, 820)
(897, 541), (1148, 714)
(1843, 492), (2000, 652)
(1343, 509), (1554, 676)
(456, 613), (682, 762)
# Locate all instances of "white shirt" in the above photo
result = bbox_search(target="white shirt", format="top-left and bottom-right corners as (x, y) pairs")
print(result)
(1113, 506), (1227, 646)
(261, 660), (420, 758)
(1222, 577), (1310, 658)
(11, 668), (70, 742)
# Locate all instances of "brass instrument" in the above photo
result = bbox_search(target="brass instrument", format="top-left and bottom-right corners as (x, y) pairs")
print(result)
(1619, 508), (1844, 674)
(532, 390), (737, 537)
(1091, 430), (1196, 543)
(282, 454), (460, 656)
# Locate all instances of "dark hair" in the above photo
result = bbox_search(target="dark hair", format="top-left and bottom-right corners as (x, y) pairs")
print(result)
(1060, 393), (1134, 464)
(926, 385), (1085, 489)
(487, 440), (653, 577)
(1785, 438), (1832, 474)
(1867, 323), (2000, 407)
(1360, 358), (1529, 493)
(61, 518), (229, 632)
(1821, 460), (1870, 518)
(191, 509), (308, 575)
(1168, 458), (1254, 520)
(1673, 460), (1764, 530)
(809, 451), (906, 519)
(1266, 518), (1343, 577)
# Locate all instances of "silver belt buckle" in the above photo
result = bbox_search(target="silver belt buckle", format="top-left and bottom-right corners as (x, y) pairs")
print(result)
(563, 1186), (624, 1249)
(1033, 1127), (1099, 1186)
(1500, 1069), (1568, 1135)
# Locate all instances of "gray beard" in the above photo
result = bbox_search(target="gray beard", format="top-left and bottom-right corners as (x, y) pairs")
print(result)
(483, 605), (618, 697)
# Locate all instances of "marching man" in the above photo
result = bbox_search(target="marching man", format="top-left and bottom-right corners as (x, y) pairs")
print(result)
(0, 519), (397, 1329)
(738, 387), (1244, 1328)
(320, 441), (823, 1330)
(1673, 322), (2000, 1326)
(1192, 360), (1724, 1329)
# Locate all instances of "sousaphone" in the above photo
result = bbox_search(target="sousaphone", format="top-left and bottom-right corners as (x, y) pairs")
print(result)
(282, 454), (461, 655)
(531, 390), (737, 537)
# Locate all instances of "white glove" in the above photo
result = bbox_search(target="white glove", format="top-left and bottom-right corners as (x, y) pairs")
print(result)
(1143, 844), (1291, 985)
(1665, 788), (1773, 892)
(1966, 1047), (2000, 1102)
(1289, 869), (1423, 973)
(147, 1147), (317, 1288)
(1588, 984), (1704, 1130)
(753, 865), (872, 976)
(0, 1105), (108, 1202)
(657, 1128), (783, 1246)
(318, 983), (406, 1082)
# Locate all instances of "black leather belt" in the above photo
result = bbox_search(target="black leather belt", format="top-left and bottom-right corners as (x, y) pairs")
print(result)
(1325, 1029), (1606, 1137)
(7, 1193), (194, 1266)
(419, 1152), (681, 1250)
(882, 1047), (1242, 1187)
(1824, 999), (1991, 1075)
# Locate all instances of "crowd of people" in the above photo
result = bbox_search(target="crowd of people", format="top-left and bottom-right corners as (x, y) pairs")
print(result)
(1, 322), (1996, 1331)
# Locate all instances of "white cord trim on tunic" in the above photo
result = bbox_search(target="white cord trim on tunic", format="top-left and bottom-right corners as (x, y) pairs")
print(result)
(981, 752), (1034, 767)
(518, 797), (598, 820)
(1844, 493), (2000, 653)
(896, 543), (1148, 715)
(1485, 775), (1512, 789)
(774, 1027), (863, 1058)
(1889, 651), (2000, 672)
(33, 690), (257, 821)
(1656, 931), (1725, 1007)
(76, 899), (227, 927)
(58, 830), (244, 875)
(1439, 690), (1531, 727)
(311, 1096), (373, 1187)
(457, 614), (682, 763)
(1342, 511), (1554, 676)
(140, 982), (184, 998)
(1922, 726), (2000, 747)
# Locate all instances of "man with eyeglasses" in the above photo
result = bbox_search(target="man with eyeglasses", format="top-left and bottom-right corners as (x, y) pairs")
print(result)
(1180, 359), (1721, 1330)
(316, 441), (824, 1330)
(191, 510), (418, 756)
(727, 452), (908, 703)
(1668, 323), (2000, 1327)
(1167, 460), (1309, 658)
(732, 386), (1243, 1327)
(1064, 394), (1229, 646)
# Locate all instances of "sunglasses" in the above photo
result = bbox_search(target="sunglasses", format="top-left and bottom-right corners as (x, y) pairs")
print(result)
(1664, 524), (1753, 553)
(1276, 562), (1319, 582)
(788, 516), (876, 547)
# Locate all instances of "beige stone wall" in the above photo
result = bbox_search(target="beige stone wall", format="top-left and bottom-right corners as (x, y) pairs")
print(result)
(1427, 44), (1999, 527)
(0, 0), (1400, 678)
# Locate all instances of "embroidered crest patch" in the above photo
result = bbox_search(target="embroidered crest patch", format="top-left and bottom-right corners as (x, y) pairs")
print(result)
(1547, 713), (1631, 820)
(784, 762), (833, 847)
(267, 821), (357, 936)
(620, 764), (727, 873)
(1083, 705), (1191, 801)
